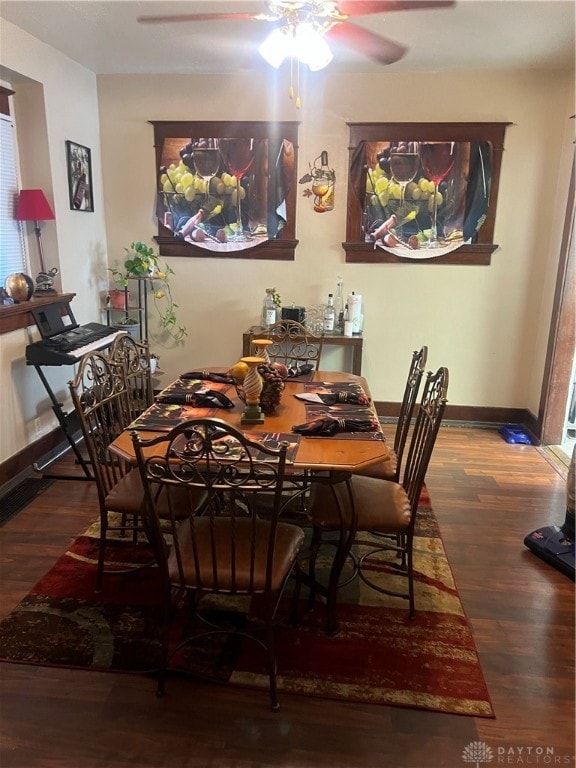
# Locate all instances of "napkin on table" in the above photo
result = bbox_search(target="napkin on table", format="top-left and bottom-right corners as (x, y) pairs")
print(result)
(295, 391), (369, 406)
(292, 416), (379, 436)
(155, 389), (235, 408)
(180, 370), (234, 384)
(287, 362), (315, 378)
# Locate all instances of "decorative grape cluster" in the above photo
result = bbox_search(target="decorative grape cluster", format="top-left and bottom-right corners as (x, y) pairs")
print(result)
(257, 363), (285, 414)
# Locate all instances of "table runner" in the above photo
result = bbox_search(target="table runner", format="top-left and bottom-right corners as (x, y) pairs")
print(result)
(128, 378), (234, 430)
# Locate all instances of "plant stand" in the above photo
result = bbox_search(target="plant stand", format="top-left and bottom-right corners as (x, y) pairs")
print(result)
(104, 278), (149, 341)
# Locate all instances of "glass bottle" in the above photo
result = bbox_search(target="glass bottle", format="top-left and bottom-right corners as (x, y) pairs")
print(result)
(323, 293), (335, 333)
(335, 276), (344, 333)
(261, 288), (276, 329)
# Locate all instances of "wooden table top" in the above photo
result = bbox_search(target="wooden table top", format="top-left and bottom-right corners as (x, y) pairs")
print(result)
(109, 370), (389, 473)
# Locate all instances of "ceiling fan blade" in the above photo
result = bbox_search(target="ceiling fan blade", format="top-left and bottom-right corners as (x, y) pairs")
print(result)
(137, 12), (271, 25)
(325, 21), (407, 65)
(336, 1), (455, 16)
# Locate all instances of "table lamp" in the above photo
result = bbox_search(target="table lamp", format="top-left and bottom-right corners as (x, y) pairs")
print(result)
(16, 188), (58, 293)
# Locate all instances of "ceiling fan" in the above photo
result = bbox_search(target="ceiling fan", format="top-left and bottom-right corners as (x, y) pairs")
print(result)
(137, 1), (456, 69)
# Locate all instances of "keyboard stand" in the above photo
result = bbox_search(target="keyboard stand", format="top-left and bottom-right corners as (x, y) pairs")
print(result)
(33, 364), (94, 481)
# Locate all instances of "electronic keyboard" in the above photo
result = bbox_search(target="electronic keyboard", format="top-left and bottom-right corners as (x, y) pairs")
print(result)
(26, 324), (125, 366)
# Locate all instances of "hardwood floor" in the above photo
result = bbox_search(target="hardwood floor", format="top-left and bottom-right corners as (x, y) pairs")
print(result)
(0, 426), (574, 768)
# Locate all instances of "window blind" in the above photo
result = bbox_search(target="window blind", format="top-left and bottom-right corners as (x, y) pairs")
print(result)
(0, 112), (26, 283)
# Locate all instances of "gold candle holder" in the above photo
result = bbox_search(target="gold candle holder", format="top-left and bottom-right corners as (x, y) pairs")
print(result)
(252, 338), (273, 364)
(240, 356), (265, 424)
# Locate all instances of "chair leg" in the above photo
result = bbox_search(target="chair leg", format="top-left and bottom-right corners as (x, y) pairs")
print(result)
(96, 509), (108, 592)
(407, 537), (415, 620)
(398, 532), (407, 567)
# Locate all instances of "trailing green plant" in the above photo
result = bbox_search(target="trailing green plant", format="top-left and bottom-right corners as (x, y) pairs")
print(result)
(108, 241), (187, 342)
(268, 287), (282, 309)
(108, 241), (159, 286)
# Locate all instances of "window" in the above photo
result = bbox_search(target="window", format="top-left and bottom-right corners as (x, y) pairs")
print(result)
(0, 87), (27, 284)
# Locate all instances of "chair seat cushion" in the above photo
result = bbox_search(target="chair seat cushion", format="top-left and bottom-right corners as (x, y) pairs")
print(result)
(105, 470), (205, 520)
(309, 474), (411, 532)
(354, 450), (397, 481)
(167, 518), (305, 593)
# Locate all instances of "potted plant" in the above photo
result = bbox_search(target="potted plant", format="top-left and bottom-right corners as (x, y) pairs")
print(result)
(108, 241), (187, 343)
(108, 288), (130, 310)
(112, 314), (141, 340)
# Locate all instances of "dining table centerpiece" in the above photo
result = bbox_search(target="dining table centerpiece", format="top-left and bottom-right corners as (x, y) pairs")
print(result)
(231, 359), (285, 416)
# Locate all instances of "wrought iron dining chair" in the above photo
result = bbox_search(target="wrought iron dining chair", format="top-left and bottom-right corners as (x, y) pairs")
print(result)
(355, 345), (428, 482)
(69, 351), (204, 592)
(306, 367), (448, 633)
(131, 418), (305, 711)
(250, 320), (324, 371)
(250, 319), (325, 514)
(109, 332), (154, 421)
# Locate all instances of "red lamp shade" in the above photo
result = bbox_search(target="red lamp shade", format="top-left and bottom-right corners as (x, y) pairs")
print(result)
(16, 189), (55, 222)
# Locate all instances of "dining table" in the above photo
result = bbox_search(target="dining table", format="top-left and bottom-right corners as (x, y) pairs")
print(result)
(110, 369), (388, 472)
(108, 368), (390, 634)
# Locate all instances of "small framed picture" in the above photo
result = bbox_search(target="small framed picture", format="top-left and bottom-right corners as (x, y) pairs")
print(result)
(66, 140), (93, 212)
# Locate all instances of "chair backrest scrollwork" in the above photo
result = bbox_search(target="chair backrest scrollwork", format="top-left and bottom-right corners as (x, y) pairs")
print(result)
(109, 333), (154, 421)
(250, 320), (324, 370)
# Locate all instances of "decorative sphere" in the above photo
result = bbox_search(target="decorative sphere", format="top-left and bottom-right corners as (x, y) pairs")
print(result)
(4, 273), (34, 302)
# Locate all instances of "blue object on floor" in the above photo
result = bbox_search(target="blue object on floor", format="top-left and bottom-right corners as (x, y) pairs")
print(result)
(499, 424), (533, 445)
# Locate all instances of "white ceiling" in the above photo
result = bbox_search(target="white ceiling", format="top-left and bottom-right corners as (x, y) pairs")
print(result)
(0, 0), (574, 76)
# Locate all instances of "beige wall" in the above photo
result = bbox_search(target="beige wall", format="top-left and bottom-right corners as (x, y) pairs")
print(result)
(0, 15), (574, 469)
(1, 20), (104, 464)
(98, 68), (574, 406)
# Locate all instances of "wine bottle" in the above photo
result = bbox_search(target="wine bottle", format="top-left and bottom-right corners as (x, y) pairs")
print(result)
(261, 288), (276, 329)
(323, 293), (335, 332)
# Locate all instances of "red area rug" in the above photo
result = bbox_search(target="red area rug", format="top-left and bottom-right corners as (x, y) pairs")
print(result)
(0, 492), (494, 717)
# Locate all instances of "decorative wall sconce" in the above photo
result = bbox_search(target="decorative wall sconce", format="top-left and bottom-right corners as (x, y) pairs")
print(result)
(299, 151), (335, 213)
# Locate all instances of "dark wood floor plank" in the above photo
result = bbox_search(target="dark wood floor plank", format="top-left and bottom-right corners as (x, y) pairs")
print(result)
(0, 426), (574, 767)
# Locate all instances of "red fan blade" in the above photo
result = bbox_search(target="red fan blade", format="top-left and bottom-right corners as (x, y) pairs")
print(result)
(336, 1), (455, 16)
(325, 21), (407, 65)
(138, 12), (270, 25)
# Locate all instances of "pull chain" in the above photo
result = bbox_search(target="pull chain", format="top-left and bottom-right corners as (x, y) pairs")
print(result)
(288, 51), (301, 109)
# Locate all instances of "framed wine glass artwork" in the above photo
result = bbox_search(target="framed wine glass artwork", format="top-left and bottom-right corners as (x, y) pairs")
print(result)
(150, 121), (299, 261)
(65, 140), (93, 213)
(191, 139), (220, 204)
(219, 137), (255, 242)
(344, 122), (511, 265)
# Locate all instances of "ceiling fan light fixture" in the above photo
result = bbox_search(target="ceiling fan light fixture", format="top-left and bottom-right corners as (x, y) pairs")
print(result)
(258, 27), (291, 68)
(294, 22), (333, 71)
(259, 19), (333, 72)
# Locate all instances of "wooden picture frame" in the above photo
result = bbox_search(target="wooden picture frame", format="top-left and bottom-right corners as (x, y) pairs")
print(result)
(343, 122), (511, 265)
(65, 140), (93, 212)
(150, 121), (299, 261)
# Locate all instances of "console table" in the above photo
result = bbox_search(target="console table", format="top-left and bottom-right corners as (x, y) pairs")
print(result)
(242, 327), (364, 376)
